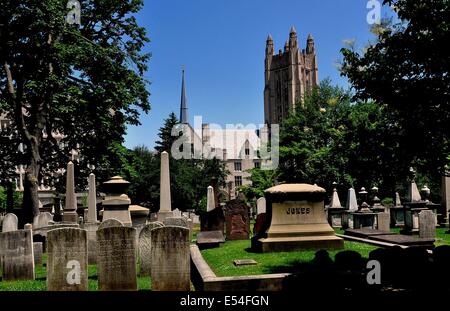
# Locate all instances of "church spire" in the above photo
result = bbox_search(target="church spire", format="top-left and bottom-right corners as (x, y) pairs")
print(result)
(180, 67), (188, 124)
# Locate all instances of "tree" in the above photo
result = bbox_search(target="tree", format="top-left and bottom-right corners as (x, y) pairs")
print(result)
(0, 1), (150, 223)
(239, 168), (279, 200)
(340, 0), (450, 186)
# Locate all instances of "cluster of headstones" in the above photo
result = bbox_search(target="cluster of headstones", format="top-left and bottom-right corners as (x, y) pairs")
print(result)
(0, 214), (192, 291)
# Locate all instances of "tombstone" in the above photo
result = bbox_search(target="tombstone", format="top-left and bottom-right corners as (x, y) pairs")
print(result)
(0, 229), (35, 280)
(2, 213), (18, 232)
(163, 217), (189, 228)
(63, 161), (78, 222)
(138, 222), (164, 276)
(87, 173), (98, 223)
(172, 209), (182, 218)
(98, 218), (124, 230)
(47, 228), (88, 291)
(225, 199), (250, 240)
(33, 212), (54, 229)
(196, 231), (225, 250)
(419, 210), (436, 239)
(33, 242), (43, 266)
(346, 188), (358, 212)
(327, 188), (345, 227)
(151, 226), (190, 291)
(97, 226), (137, 291)
(158, 151), (173, 221)
(252, 184), (344, 252)
(206, 186), (216, 212)
(83, 222), (99, 264)
(441, 175), (450, 226)
(377, 212), (390, 232)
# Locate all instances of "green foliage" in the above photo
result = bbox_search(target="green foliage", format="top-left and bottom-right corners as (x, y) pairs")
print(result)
(239, 168), (278, 200)
(0, 186), (6, 210)
(340, 0), (450, 191)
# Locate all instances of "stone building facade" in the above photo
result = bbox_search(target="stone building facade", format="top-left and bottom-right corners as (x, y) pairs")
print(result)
(264, 26), (319, 125)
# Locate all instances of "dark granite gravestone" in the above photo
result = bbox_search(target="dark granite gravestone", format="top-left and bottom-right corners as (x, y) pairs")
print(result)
(200, 207), (225, 232)
(196, 230), (225, 250)
(225, 199), (250, 240)
(253, 213), (267, 236)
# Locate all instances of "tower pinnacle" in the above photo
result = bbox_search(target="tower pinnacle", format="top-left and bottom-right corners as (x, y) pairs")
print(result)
(180, 67), (188, 124)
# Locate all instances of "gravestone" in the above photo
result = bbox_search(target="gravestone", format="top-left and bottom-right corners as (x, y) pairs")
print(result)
(225, 199), (250, 240)
(87, 173), (98, 223)
(33, 242), (43, 266)
(172, 209), (182, 217)
(97, 226), (137, 291)
(98, 218), (124, 230)
(377, 212), (390, 232)
(2, 213), (18, 232)
(196, 230), (225, 249)
(47, 228), (88, 291)
(254, 197), (267, 236)
(138, 222), (164, 276)
(83, 222), (99, 264)
(0, 229), (35, 280)
(419, 210), (436, 239)
(63, 161), (78, 222)
(158, 151), (173, 221)
(33, 212), (54, 229)
(151, 226), (190, 291)
(163, 217), (189, 228)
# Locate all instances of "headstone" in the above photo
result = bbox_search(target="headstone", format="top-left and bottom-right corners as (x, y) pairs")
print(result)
(87, 173), (98, 223)
(256, 197), (266, 215)
(98, 218), (124, 230)
(33, 212), (54, 229)
(377, 212), (390, 232)
(225, 199), (250, 240)
(158, 151), (173, 221)
(419, 210), (436, 239)
(97, 226), (137, 291)
(151, 226), (190, 291)
(0, 229), (35, 280)
(196, 230), (225, 249)
(83, 222), (98, 264)
(207, 186), (216, 212)
(172, 208), (182, 217)
(63, 161), (78, 222)
(138, 222), (164, 276)
(346, 188), (358, 212)
(47, 228), (88, 291)
(395, 192), (402, 206)
(408, 181), (422, 202)
(2, 213), (18, 232)
(33, 242), (43, 266)
(163, 217), (189, 228)
(442, 175), (450, 224)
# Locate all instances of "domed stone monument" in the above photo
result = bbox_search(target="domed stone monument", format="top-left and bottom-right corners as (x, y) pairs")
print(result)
(252, 183), (344, 252)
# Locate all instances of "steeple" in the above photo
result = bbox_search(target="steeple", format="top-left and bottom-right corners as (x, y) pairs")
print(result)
(265, 34), (274, 56)
(306, 33), (315, 54)
(179, 67), (188, 124)
(289, 26), (298, 49)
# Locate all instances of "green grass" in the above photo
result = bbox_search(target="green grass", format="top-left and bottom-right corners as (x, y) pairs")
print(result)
(201, 239), (378, 277)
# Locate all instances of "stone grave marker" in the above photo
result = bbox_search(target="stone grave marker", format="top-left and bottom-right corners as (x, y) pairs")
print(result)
(419, 210), (436, 239)
(233, 259), (258, 266)
(33, 212), (54, 229)
(225, 199), (250, 240)
(151, 226), (190, 291)
(97, 226), (137, 291)
(254, 197), (267, 236)
(377, 212), (390, 232)
(47, 228), (88, 291)
(163, 217), (189, 228)
(33, 242), (43, 266)
(0, 229), (35, 280)
(2, 213), (18, 232)
(98, 218), (124, 230)
(138, 222), (164, 276)
(196, 230), (225, 249)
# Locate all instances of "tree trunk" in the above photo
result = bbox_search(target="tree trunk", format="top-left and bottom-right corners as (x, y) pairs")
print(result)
(21, 139), (41, 226)
(6, 180), (14, 213)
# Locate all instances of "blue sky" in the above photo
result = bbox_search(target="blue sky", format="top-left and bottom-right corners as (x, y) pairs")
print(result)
(125, 0), (392, 149)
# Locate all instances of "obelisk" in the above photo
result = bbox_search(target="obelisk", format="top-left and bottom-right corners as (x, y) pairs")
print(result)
(87, 173), (97, 223)
(62, 161), (78, 222)
(158, 151), (173, 221)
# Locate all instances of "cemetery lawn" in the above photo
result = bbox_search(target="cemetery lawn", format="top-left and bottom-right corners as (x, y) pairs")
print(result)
(201, 240), (378, 277)
(0, 254), (152, 291)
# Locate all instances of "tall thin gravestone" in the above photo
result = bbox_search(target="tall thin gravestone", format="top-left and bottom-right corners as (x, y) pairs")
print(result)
(138, 222), (164, 276)
(97, 226), (137, 291)
(47, 228), (88, 291)
(151, 226), (190, 291)
(158, 151), (173, 221)
(419, 210), (436, 239)
(0, 229), (35, 280)
(2, 213), (18, 232)
(254, 197), (267, 236)
(88, 173), (98, 223)
(63, 161), (78, 222)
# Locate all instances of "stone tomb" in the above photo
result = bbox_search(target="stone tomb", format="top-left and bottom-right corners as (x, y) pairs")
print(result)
(252, 184), (344, 253)
(97, 226), (137, 291)
(2, 213), (18, 232)
(0, 229), (35, 280)
(151, 226), (190, 291)
(138, 222), (164, 276)
(225, 200), (250, 240)
(47, 228), (88, 291)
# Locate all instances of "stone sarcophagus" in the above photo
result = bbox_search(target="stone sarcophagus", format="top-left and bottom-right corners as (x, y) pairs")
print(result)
(252, 184), (344, 253)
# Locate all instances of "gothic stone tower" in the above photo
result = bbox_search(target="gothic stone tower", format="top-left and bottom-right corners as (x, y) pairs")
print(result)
(264, 26), (319, 125)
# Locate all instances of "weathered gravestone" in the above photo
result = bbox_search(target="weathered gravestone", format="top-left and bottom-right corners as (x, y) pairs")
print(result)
(225, 199), (250, 240)
(377, 212), (390, 232)
(33, 242), (43, 266)
(0, 229), (35, 280)
(254, 197), (267, 236)
(138, 222), (164, 276)
(98, 218), (124, 230)
(97, 226), (137, 291)
(151, 226), (190, 291)
(196, 230), (225, 249)
(33, 212), (54, 229)
(163, 217), (189, 228)
(83, 222), (98, 264)
(2, 213), (18, 232)
(200, 186), (225, 232)
(419, 210), (436, 239)
(47, 228), (88, 291)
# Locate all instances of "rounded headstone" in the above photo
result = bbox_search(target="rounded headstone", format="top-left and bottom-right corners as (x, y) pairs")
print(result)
(138, 222), (165, 276)
(2, 213), (18, 232)
(98, 218), (124, 230)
